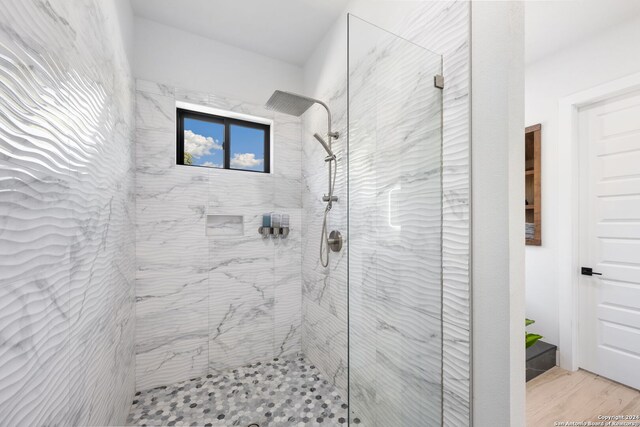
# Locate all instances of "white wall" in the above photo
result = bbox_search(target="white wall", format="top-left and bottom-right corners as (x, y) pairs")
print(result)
(525, 14), (640, 347)
(471, 2), (525, 425)
(133, 17), (303, 105)
(113, 0), (135, 63)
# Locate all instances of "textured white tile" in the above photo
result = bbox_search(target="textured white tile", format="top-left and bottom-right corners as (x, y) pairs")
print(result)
(0, 277), (70, 427)
(443, 321), (471, 427)
(0, 163), (73, 284)
(300, 2), (471, 425)
(0, 0), (136, 424)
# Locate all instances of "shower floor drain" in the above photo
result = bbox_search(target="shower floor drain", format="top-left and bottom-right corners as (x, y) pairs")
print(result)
(247, 424), (260, 427)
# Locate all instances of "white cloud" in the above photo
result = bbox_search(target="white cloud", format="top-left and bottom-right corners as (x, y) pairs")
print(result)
(230, 153), (264, 169)
(202, 161), (222, 168)
(184, 130), (222, 158)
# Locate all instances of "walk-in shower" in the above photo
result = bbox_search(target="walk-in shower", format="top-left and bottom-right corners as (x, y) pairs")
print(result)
(0, 0), (463, 424)
(266, 90), (342, 267)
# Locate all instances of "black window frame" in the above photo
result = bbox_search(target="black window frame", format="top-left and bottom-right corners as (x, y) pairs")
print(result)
(176, 108), (271, 174)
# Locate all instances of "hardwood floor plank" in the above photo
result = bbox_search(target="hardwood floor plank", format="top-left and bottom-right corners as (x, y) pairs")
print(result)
(527, 367), (640, 426)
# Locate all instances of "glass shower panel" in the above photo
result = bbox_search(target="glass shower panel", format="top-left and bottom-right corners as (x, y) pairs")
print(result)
(347, 14), (443, 426)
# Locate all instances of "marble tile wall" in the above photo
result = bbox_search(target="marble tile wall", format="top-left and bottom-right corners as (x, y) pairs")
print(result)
(347, 16), (444, 426)
(135, 80), (303, 390)
(301, 90), (349, 398)
(301, 2), (471, 425)
(0, 0), (135, 425)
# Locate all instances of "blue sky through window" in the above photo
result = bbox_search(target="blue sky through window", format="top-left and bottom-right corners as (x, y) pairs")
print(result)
(229, 125), (266, 172)
(183, 118), (224, 168)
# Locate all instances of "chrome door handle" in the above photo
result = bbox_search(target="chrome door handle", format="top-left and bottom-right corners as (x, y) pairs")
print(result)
(581, 267), (602, 276)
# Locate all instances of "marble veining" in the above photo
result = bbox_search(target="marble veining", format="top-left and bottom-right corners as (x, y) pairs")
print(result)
(135, 80), (303, 390)
(347, 15), (443, 426)
(301, 2), (470, 426)
(0, 0), (135, 425)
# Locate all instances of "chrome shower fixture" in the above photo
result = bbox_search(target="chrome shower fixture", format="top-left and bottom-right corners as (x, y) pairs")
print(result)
(265, 90), (342, 268)
(265, 90), (317, 116)
(313, 133), (335, 160)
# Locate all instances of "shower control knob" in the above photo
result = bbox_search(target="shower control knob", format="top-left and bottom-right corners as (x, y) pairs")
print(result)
(328, 230), (343, 252)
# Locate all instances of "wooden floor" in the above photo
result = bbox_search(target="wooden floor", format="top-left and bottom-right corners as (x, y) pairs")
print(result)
(527, 367), (640, 426)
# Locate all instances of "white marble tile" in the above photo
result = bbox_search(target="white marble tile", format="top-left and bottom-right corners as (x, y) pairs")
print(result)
(208, 236), (275, 371)
(301, 81), (349, 400)
(0, 162), (73, 284)
(136, 268), (209, 348)
(136, 201), (208, 268)
(0, 276), (70, 427)
(136, 91), (175, 132)
(135, 128), (175, 171)
(135, 80), (304, 388)
(136, 164), (209, 207)
(443, 321), (471, 427)
(175, 87), (211, 106)
(208, 168), (275, 208)
(274, 211), (302, 357)
(135, 336), (209, 391)
(0, 0), (136, 424)
(209, 94), (275, 120)
(136, 79), (175, 97)
(300, 3), (471, 425)
(274, 175), (302, 209)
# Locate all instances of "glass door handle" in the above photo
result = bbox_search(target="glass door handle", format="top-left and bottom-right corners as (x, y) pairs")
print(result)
(581, 267), (602, 276)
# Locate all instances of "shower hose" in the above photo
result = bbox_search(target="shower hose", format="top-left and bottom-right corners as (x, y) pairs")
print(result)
(320, 154), (338, 268)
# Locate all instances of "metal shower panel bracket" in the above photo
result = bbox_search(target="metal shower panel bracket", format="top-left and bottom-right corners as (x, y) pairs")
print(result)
(434, 74), (444, 89)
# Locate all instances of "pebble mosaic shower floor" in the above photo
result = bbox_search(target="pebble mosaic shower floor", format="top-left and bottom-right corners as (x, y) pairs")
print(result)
(127, 355), (349, 426)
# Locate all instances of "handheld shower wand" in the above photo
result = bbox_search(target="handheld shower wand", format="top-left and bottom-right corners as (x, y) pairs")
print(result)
(313, 133), (335, 159)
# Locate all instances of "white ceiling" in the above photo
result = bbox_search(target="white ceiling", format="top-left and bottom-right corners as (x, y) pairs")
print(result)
(132, 0), (640, 67)
(130, 0), (350, 66)
(526, 0), (640, 64)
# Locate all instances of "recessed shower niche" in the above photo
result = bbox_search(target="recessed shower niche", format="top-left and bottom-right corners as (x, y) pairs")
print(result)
(205, 214), (244, 237)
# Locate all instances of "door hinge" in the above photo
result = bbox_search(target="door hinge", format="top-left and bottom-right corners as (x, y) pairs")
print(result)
(434, 74), (444, 89)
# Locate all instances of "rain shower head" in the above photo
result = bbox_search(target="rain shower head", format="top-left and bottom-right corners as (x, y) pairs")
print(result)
(265, 90), (319, 117)
(314, 133), (334, 157)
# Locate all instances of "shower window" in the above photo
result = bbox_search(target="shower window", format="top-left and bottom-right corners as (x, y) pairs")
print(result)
(176, 108), (270, 173)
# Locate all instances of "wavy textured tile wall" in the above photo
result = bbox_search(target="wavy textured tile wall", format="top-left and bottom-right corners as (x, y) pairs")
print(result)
(301, 2), (470, 425)
(0, 0), (135, 425)
(135, 80), (303, 390)
(348, 18), (444, 425)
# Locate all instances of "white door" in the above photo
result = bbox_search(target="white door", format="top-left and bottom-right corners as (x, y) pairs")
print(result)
(578, 89), (640, 390)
